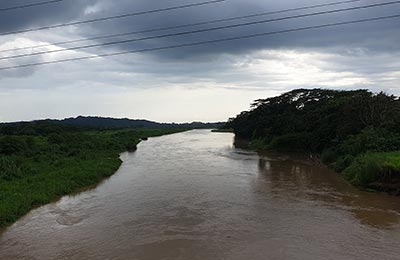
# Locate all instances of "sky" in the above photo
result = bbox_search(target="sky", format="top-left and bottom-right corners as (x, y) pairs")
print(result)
(0, 0), (399, 123)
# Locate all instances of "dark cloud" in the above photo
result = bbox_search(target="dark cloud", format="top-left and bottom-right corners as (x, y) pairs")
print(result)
(1, 0), (399, 59)
(0, 0), (399, 122)
(0, 0), (97, 32)
(75, 0), (400, 57)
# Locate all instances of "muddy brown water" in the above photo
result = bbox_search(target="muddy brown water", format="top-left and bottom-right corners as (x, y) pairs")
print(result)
(1, 130), (399, 260)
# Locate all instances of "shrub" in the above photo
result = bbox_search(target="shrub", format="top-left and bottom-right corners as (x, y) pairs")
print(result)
(334, 155), (355, 172)
(250, 139), (269, 150)
(343, 154), (381, 186)
(0, 136), (27, 155)
(0, 157), (22, 181)
(269, 133), (312, 151)
(321, 148), (338, 164)
(343, 152), (400, 187)
(339, 128), (400, 155)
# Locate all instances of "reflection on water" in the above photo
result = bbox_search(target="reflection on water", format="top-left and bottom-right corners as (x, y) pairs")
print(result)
(257, 157), (400, 229)
(0, 130), (399, 260)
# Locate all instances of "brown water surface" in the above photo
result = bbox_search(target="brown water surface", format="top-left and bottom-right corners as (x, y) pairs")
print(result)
(1, 130), (399, 260)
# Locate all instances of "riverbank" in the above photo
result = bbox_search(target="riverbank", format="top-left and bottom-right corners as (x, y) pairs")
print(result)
(248, 139), (400, 195)
(0, 126), (186, 227)
(211, 128), (234, 133)
(343, 152), (400, 195)
(227, 89), (400, 195)
(2, 129), (400, 260)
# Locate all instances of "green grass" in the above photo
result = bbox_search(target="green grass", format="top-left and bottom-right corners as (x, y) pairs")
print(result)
(0, 128), (185, 227)
(0, 154), (121, 226)
(343, 152), (400, 191)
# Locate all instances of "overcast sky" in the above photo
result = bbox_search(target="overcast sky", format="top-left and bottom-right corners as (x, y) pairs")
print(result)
(0, 0), (399, 123)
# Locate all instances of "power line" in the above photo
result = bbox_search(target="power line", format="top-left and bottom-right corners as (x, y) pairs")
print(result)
(0, 0), (364, 54)
(1, 14), (398, 71)
(1, 1), (398, 61)
(0, 0), (64, 12)
(0, 0), (225, 36)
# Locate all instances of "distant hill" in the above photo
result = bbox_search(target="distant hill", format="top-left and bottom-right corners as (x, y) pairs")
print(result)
(3, 116), (225, 129)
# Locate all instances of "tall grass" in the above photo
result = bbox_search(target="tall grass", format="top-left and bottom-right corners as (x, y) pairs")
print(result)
(343, 152), (400, 188)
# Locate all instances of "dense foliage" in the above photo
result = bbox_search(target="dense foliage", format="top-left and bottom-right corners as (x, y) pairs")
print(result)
(228, 89), (400, 193)
(0, 122), (185, 227)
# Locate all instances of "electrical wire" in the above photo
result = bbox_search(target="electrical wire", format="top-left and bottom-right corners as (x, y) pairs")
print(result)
(1, 14), (398, 71)
(1, 1), (399, 61)
(0, 0), (226, 36)
(0, 0), (64, 12)
(0, 0), (363, 54)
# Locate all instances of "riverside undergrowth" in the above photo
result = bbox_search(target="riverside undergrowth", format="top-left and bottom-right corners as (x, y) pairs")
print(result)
(0, 123), (186, 227)
(227, 89), (400, 194)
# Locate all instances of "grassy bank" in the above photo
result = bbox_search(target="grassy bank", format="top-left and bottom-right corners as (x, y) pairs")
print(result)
(343, 152), (400, 194)
(228, 89), (400, 194)
(0, 125), (185, 227)
(248, 136), (400, 195)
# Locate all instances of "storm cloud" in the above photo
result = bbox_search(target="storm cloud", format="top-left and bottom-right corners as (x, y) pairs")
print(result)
(0, 0), (399, 122)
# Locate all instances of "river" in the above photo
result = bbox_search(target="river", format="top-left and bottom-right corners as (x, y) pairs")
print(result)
(1, 130), (399, 260)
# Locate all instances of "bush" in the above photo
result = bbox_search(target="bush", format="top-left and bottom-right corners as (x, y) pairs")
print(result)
(339, 128), (400, 156)
(343, 152), (400, 187)
(250, 139), (269, 150)
(334, 155), (355, 172)
(269, 133), (312, 151)
(0, 157), (23, 181)
(321, 148), (338, 164)
(343, 154), (381, 186)
(0, 136), (27, 155)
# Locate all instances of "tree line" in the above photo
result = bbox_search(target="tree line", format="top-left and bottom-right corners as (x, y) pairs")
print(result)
(227, 89), (400, 193)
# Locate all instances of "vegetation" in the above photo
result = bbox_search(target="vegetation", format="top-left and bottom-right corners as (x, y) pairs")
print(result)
(227, 89), (400, 194)
(211, 128), (234, 133)
(343, 152), (400, 194)
(0, 122), (185, 227)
